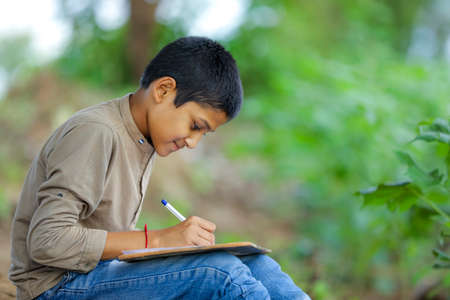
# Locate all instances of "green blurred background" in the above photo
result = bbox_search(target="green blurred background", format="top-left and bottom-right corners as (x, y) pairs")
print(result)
(0, 0), (449, 299)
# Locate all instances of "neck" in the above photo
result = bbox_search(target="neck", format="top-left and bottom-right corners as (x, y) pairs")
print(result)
(129, 89), (154, 146)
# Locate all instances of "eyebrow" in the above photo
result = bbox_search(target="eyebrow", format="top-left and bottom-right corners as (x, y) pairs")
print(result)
(200, 118), (214, 132)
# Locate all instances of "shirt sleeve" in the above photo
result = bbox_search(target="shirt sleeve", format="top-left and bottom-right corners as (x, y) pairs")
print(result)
(26, 121), (114, 272)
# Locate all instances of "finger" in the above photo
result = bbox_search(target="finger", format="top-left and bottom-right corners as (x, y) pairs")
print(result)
(198, 230), (215, 245)
(193, 235), (213, 247)
(186, 216), (216, 233)
(196, 217), (216, 233)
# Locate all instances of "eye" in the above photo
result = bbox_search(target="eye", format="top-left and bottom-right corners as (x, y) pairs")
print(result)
(192, 122), (201, 130)
(192, 122), (207, 136)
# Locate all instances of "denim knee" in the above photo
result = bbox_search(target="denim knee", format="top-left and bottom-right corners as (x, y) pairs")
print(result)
(240, 254), (282, 275)
(195, 252), (270, 300)
(240, 254), (312, 300)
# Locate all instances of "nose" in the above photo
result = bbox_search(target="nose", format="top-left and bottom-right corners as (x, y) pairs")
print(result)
(185, 132), (203, 149)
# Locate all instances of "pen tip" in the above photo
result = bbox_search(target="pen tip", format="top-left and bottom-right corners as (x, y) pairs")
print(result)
(161, 199), (167, 205)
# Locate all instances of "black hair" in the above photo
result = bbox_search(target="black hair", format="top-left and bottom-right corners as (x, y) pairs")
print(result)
(140, 36), (243, 120)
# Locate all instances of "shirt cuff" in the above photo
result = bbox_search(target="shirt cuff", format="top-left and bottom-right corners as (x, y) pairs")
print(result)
(77, 228), (108, 272)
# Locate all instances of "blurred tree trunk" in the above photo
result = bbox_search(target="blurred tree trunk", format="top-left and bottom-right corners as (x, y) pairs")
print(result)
(127, 0), (158, 82)
(381, 0), (426, 51)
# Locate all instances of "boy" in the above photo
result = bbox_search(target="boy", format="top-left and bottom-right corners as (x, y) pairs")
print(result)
(9, 36), (310, 299)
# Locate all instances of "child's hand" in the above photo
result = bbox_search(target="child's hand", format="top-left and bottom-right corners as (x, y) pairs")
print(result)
(155, 216), (216, 247)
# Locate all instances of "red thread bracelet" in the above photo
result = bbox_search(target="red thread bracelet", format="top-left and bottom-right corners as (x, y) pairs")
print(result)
(144, 223), (148, 248)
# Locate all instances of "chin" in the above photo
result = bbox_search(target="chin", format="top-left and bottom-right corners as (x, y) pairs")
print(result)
(154, 145), (171, 157)
(155, 149), (169, 157)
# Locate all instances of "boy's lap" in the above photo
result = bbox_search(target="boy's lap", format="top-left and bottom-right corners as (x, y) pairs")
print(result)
(62, 251), (249, 290)
(37, 253), (311, 300)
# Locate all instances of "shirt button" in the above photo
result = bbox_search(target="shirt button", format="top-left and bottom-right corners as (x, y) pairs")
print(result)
(138, 139), (144, 144)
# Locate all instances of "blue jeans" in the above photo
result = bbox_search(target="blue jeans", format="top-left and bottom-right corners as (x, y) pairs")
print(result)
(36, 252), (310, 299)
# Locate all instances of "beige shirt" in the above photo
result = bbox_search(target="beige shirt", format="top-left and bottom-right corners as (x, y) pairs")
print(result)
(9, 94), (156, 300)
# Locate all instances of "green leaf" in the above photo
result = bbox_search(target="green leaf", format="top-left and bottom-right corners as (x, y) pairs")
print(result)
(432, 248), (450, 261)
(446, 149), (450, 181)
(414, 132), (450, 144)
(395, 151), (439, 186)
(428, 169), (444, 185)
(356, 181), (421, 211)
(432, 262), (450, 269)
(414, 118), (450, 145)
(417, 119), (434, 127)
(418, 118), (450, 133)
(425, 186), (449, 204)
(430, 215), (450, 226)
(440, 230), (450, 246)
(430, 119), (450, 133)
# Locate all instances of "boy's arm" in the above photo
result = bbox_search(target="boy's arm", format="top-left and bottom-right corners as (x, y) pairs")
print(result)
(102, 216), (216, 260)
(27, 122), (113, 272)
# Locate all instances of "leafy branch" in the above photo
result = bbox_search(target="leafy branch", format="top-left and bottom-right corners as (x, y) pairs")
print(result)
(356, 118), (450, 268)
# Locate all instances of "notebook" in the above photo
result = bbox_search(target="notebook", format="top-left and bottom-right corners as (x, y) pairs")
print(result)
(118, 241), (271, 262)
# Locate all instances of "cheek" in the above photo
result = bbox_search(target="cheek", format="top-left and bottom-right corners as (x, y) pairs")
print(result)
(148, 117), (166, 146)
(150, 115), (184, 144)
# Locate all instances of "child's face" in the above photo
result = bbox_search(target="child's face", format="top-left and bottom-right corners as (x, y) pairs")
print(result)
(148, 90), (228, 157)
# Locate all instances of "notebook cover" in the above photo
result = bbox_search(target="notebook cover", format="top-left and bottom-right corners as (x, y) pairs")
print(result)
(118, 241), (271, 262)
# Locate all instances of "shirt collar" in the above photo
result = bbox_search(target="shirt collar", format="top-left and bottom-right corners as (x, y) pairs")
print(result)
(119, 93), (155, 155)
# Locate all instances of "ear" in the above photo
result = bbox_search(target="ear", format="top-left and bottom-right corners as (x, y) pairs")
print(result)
(152, 76), (177, 104)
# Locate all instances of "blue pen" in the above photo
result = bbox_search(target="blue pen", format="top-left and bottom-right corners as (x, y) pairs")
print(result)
(161, 199), (186, 221)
